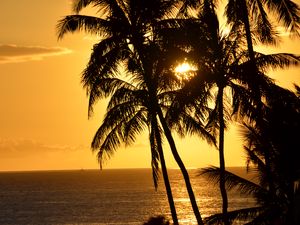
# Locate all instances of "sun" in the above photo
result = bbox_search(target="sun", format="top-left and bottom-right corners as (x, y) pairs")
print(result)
(174, 62), (197, 80)
(175, 62), (194, 73)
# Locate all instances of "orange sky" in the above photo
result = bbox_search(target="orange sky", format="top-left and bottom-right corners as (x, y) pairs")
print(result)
(0, 0), (299, 171)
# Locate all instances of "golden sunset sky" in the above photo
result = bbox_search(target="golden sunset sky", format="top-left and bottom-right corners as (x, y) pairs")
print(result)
(0, 0), (299, 171)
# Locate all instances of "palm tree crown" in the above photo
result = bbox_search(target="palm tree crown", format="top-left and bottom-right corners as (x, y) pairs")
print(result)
(57, 0), (208, 224)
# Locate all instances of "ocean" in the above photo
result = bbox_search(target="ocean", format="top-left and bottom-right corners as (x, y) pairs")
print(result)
(0, 168), (256, 224)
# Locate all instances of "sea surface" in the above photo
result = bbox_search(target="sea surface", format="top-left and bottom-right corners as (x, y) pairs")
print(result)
(0, 168), (256, 225)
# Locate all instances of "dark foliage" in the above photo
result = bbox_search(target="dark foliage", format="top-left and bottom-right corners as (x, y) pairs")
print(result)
(143, 215), (170, 225)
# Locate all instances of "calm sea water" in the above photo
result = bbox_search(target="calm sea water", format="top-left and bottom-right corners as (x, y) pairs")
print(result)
(0, 168), (255, 224)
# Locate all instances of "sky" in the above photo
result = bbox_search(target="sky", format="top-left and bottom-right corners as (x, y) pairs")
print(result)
(0, 0), (299, 171)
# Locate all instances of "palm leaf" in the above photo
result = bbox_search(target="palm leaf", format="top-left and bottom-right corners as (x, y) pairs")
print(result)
(124, 109), (148, 146)
(199, 166), (265, 195)
(86, 77), (132, 117)
(72, 0), (97, 13)
(57, 15), (112, 39)
(107, 87), (146, 111)
(225, 0), (247, 26)
(230, 82), (256, 120)
(73, 0), (130, 21)
(94, 122), (124, 168)
(175, 111), (216, 145)
(249, 0), (278, 45)
(254, 53), (300, 72)
(204, 206), (264, 225)
(92, 101), (146, 168)
(264, 0), (300, 36)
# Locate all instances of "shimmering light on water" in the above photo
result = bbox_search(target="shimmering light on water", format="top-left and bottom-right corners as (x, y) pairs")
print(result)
(0, 169), (256, 224)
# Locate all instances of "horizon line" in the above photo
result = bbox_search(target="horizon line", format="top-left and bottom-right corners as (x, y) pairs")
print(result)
(0, 166), (246, 173)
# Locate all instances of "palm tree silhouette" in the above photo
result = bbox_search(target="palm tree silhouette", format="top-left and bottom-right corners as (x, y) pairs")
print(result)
(163, 1), (300, 224)
(201, 85), (300, 225)
(88, 75), (179, 224)
(225, 0), (300, 58)
(164, 4), (253, 224)
(57, 0), (205, 224)
(224, 0), (300, 133)
(56, 1), (300, 224)
(179, 0), (300, 50)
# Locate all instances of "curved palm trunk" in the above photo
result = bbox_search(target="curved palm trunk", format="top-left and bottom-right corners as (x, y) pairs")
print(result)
(134, 44), (203, 224)
(217, 87), (229, 225)
(158, 144), (179, 225)
(153, 118), (179, 225)
(240, 0), (263, 110)
(156, 108), (204, 225)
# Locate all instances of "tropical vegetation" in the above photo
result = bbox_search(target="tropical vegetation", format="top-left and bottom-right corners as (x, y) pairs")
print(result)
(201, 85), (300, 224)
(57, 0), (300, 224)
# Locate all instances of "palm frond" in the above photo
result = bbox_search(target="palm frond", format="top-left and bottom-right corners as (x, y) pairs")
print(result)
(176, 0), (200, 17)
(81, 40), (132, 116)
(87, 77), (132, 117)
(204, 206), (264, 225)
(254, 53), (300, 72)
(230, 82), (255, 120)
(72, 0), (96, 13)
(245, 148), (265, 170)
(244, 206), (281, 225)
(82, 38), (129, 85)
(265, 0), (300, 36)
(175, 111), (216, 145)
(225, 0), (246, 26)
(243, 146), (269, 188)
(250, 0), (278, 45)
(106, 88), (148, 113)
(57, 15), (111, 39)
(199, 166), (265, 195)
(92, 96), (140, 142)
(124, 109), (148, 146)
(93, 122), (124, 168)
(92, 100), (146, 168)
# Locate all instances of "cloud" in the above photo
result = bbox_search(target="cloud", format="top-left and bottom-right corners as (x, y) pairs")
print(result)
(0, 44), (72, 64)
(0, 138), (87, 158)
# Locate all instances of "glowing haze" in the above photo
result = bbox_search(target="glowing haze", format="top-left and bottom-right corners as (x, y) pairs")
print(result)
(0, 0), (299, 171)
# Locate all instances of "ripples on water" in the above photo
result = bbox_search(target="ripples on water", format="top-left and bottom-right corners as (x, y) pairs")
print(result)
(0, 168), (256, 224)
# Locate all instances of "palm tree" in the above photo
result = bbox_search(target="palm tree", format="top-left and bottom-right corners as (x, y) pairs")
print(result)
(57, 0), (206, 224)
(225, 0), (300, 57)
(169, 1), (299, 223)
(57, 2), (179, 224)
(201, 85), (300, 225)
(163, 2), (300, 224)
(179, 0), (299, 115)
(244, 84), (300, 225)
(224, 0), (300, 142)
(164, 4), (251, 224)
(88, 75), (179, 224)
(178, 0), (300, 112)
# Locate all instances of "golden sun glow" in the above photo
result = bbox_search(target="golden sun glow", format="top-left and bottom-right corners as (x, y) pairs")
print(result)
(174, 62), (197, 80)
(175, 62), (196, 73)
